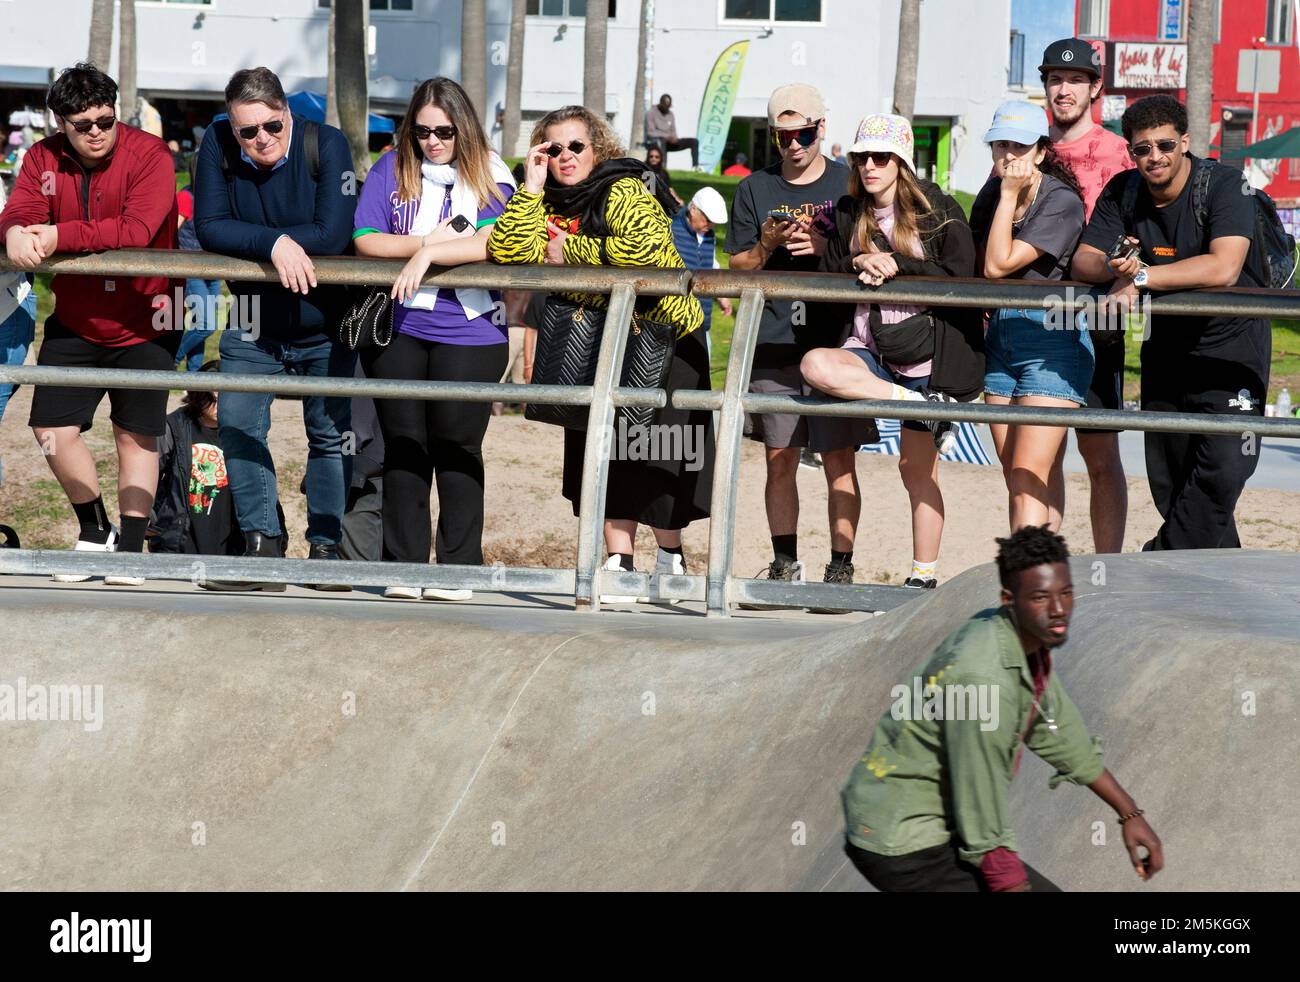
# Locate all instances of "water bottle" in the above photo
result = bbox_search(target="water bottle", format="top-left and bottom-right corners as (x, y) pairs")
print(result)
(1277, 388), (1292, 419)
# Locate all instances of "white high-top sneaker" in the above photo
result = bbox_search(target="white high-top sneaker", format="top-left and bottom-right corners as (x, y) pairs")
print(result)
(639, 549), (685, 605)
(53, 527), (118, 583)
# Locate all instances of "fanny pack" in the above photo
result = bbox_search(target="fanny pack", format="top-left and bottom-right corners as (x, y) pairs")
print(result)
(868, 305), (936, 365)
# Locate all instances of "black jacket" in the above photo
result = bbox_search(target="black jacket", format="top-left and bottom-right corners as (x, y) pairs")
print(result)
(817, 180), (986, 401)
(149, 407), (287, 554)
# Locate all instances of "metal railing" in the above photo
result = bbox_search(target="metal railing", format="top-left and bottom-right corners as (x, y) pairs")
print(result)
(3, 250), (1300, 617)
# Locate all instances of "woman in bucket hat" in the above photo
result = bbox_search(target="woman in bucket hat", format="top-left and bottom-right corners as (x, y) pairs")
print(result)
(969, 99), (1091, 534)
(801, 113), (984, 591)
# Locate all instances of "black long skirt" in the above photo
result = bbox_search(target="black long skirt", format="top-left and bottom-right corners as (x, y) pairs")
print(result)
(561, 326), (716, 529)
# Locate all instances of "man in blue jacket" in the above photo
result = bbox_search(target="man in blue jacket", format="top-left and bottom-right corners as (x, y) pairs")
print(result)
(194, 67), (357, 590)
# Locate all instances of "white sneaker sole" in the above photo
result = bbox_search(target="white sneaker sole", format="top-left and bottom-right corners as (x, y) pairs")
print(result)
(423, 589), (472, 602)
(384, 586), (422, 600)
(52, 573), (94, 584)
(599, 595), (639, 605)
(104, 576), (145, 587)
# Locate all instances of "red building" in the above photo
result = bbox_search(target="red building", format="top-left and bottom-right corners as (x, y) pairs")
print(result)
(1075, 0), (1300, 213)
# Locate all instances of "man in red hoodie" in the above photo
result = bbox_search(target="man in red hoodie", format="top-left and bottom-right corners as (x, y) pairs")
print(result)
(0, 63), (179, 583)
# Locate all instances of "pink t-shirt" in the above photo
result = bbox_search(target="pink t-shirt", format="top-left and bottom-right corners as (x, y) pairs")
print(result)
(1052, 124), (1134, 220)
(847, 203), (932, 378)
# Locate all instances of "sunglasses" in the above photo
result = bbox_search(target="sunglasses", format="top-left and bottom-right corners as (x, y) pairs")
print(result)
(1129, 138), (1180, 158)
(772, 122), (820, 149)
(851, 151), (895, 167)
(66, 114), (116, 135)
(235, 118), (285, 141)
(412, 124), (457, 141)
(546, 140), (589, 158)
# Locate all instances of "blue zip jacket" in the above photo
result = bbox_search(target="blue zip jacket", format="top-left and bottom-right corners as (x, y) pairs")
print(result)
(670, 208), (716, 332)
(193, 115), (356, 342)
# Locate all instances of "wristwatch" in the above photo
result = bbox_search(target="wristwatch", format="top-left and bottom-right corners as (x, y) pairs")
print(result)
(1133, 267), (1150, 290)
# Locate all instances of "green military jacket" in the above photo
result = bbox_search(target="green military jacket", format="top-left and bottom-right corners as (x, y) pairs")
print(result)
(842, 606), (1105, 864)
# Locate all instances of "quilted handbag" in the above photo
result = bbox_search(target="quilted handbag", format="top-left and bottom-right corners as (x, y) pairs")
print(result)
(526, 296), (677, 431)
(338, 288), (395, 351)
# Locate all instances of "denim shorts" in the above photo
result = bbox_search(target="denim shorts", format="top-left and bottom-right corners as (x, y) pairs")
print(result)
(846, 345), (930, 432)
(984, 307), (1095, 407)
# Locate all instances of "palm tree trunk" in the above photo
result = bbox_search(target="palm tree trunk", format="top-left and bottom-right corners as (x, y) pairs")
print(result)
(583, 0), (609, 114)
(1186, 0), (1215, 157)
(326, 2), (341, 129)
(334, 0), (371, 181)
(87, 0), (114, 70)
(461, 0), (487, 121)
(629, 1), (651, 150)
(118, 0), (138, 125)
(892, 0), (920, 120)
(502, 0), (527, 156)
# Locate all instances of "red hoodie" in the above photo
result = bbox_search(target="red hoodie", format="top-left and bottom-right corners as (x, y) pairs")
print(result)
(0, 123), (180, 347)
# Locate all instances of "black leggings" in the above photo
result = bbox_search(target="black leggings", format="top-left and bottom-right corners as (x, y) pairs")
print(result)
(845, 841), (1061, 892)
(362, 333), (507, 565)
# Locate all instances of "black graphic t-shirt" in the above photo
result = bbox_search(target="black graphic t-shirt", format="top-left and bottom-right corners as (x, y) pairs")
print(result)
(186, 422), (238, 556)
(1081, 156), (1269, 365)
(725, 157), (848, 350)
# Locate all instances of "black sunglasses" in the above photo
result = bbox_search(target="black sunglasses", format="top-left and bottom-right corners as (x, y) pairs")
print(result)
(851, 151), (895, 167)
(66, 114), (116, 135)
(772, 122), (820, 149)
(235, 118), (285, 141)
(1129, 138), (1180, 158)
(546, 140), (589, 158)
(412, 124), (456, 141)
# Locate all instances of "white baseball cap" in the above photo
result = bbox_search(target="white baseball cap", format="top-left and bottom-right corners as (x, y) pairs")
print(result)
(690, 186), (728, 225)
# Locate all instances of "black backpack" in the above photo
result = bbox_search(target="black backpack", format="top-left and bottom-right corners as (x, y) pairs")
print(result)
(1120, 157), (1298, 290)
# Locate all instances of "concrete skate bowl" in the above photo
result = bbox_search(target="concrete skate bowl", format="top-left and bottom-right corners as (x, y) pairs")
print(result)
(1, 550), (1296, 891)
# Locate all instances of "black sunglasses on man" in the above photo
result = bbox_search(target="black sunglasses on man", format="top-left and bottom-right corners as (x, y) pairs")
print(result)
(235, 118), (285, 141)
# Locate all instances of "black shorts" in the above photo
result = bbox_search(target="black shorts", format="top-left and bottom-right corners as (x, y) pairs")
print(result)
(1076, 337), (1125, 436)
(28, 317), (179, 437)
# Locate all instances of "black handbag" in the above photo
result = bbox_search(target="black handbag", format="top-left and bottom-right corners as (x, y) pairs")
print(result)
(526, 296), (677, 431)
(868, 304), (936, 365)
(338, 288), (395, 351)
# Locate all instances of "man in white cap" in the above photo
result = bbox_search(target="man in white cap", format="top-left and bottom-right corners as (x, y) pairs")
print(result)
(670, 187), (733, 342)
(724, 83), (875, 607)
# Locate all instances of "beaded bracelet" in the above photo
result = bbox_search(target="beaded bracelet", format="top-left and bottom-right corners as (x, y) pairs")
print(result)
(1117, 808), (1145, 825)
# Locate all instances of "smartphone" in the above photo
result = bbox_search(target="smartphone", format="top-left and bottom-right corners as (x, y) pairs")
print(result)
(1108, 234), (1139, 263)
(449, 214), (472, 234)
(766, 209), (797, 225)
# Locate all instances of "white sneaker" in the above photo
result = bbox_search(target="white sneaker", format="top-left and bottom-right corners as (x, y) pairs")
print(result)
(640, 550), (685, 605)
(423, 588), (472, 601)
(384, 586), (422, 600)
(104, 572), (145, 587)
(53, 528), (117, 583)
(599, 554), (639, 605)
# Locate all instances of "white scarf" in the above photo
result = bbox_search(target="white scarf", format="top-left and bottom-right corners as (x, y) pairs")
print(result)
(406, 154), (517, 319)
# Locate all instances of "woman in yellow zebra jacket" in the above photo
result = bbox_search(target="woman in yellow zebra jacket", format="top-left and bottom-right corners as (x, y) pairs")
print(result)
(488, 105), (715, 601)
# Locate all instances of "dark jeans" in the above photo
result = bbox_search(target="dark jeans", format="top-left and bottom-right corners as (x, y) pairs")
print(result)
(361, 333), (506, 565)
(217, 329), (356, 544)
(845, 841), (1062, 892)
(1142, 359), (1266, 550)
(649, 136), (699, 167)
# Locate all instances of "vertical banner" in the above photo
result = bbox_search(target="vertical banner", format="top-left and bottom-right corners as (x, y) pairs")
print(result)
(696, 40), (750, 174)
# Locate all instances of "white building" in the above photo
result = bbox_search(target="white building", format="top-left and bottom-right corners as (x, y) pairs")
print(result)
(0, 0), (1010, 193)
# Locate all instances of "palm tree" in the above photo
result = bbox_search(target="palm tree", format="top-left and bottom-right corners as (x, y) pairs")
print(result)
(892, 0), (920, 120)
(87, 0), (114, 70)
(583, 0), (609, 114)
(502, 0), (527, 156)
(629, 1), (651, 151)
(334, 0), (371, 180)
(1186, 0), (1215, 157)
(461, 0), (487, 121)
(118, 0), (138, 125)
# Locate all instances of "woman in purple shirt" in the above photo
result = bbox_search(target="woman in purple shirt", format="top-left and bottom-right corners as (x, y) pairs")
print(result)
(353, 77), (515, 600)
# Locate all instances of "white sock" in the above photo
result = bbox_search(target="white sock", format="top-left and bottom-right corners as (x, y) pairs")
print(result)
(910, 559), (937, 582)
(891, 384), (925, 402)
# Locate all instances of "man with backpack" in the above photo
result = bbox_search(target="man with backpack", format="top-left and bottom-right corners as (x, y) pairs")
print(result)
(1072, 95), (1292, 550)
(193, 67), (357, 590)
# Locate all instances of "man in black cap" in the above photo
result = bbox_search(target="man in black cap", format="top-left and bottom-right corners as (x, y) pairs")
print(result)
(1039, 37), (1134, 556)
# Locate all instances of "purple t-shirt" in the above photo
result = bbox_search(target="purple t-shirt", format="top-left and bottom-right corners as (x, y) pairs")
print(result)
(353, 151), (512, 345)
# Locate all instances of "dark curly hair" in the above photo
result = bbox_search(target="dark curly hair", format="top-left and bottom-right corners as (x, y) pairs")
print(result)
(181, 360), (221, 422)
(1035, 137), (1083, 200)
(995, 525), (1070, 590)
(1122, 95), (1188, 143)
(47, 63), (118, 119)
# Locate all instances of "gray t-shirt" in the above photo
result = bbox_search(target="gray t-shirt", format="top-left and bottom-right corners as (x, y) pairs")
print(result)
(970, 172), (1085, 280)
(724, 157), (849, 347)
